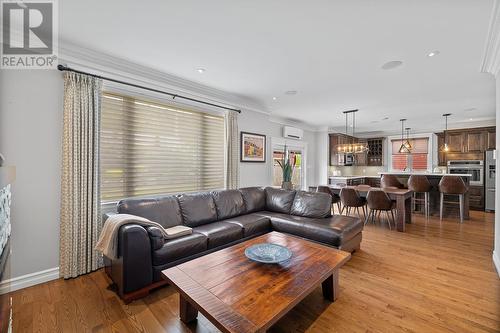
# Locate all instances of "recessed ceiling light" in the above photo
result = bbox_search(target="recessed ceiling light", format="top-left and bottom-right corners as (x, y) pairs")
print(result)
(469, 118), (473, 121)
(381, 61), (403, 70)
(382, 116), (389, 120)
(285, 90), (298, 95)
(272, 96), (277, 101)
(427, 50), (440, 57)
(196, 68), (206, 73)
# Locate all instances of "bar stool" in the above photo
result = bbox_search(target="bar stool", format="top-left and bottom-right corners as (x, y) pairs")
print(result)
(366, 190), (396, 230)
(381, 174), (405, 189)
(408, 175), (432, 218)
(439, 176), (467, 223)
(339, 187), (366, 218)
(317, 186), (341, 214)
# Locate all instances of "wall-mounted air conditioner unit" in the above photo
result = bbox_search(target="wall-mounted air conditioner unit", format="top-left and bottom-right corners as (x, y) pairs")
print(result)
(283, 126), (303, 140)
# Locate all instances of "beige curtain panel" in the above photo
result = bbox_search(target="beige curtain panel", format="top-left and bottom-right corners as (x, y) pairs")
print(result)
(60, 72), (103, 279)
(225, 110), (239, 189)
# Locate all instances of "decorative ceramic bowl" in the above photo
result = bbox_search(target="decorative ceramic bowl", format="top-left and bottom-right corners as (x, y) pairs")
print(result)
(244, 243), (292, 263)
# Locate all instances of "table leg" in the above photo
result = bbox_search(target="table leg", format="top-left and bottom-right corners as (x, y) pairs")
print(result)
(405, 194), (412, 224)
(180, 294), (198, 323)
(396, 196), (406, 232)
(322, 270), (339, 302)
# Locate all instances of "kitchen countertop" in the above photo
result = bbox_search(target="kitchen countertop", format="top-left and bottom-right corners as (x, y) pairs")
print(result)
(379, 171), (472, 177)
(329, 175), (380, 179)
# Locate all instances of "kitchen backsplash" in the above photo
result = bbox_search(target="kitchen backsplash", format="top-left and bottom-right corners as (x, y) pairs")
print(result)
(329, 166), (386, 177)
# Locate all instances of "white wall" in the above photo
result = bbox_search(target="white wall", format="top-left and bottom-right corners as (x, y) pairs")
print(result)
(238, 110), (317, 189)
(0, 70), (63, 278)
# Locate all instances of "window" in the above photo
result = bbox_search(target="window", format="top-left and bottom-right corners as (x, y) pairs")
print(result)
(272, 149), (303, 189)
(391, 138), (429, 171)
(100, 92), (225, 203)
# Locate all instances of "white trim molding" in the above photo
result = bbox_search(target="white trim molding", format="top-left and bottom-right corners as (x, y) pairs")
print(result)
(493, 251), (500, 277)
(480, 0), (500, 76)
(0, 267), (59, 294)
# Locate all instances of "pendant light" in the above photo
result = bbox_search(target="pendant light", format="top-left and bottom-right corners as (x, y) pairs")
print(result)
(398, 119), (411, 153)
(335, 109), (369, 154)
(441, 113), (452, 152)
(404, 127), (412, 150)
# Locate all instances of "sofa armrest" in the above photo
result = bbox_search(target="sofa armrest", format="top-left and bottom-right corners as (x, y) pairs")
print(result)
(116, 224), (153, 295)
(146, 226), (165, 250)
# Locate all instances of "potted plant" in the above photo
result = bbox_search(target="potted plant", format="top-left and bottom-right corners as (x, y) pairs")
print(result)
(276, 146), (296, 190)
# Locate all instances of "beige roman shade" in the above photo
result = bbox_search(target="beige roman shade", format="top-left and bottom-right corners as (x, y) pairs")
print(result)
(101, 92), (225, 203)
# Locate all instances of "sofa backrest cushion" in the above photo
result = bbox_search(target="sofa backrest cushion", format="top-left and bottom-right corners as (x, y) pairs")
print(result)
(265, 187), (296, 214)
(291, 191), (332, 218)
(177, 192), (218, 227)
(117, 195), (182, 228)
(212, 189), (245, 220)
(239, 187), (266, 213)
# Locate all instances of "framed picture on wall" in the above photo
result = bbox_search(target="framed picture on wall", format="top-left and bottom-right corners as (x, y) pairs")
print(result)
(240, 132), (266, 162)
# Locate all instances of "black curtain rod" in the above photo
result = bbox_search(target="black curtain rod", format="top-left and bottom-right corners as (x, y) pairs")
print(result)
(57, 64), (241, 113)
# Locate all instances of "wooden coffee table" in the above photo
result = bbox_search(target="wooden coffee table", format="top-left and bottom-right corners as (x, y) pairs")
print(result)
(161, 231), (351, 333)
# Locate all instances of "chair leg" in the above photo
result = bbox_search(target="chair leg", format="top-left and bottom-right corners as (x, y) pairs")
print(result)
(337, 202), (341, 215)
(385, 211), (392, 230)
(440, 192), (444, 221)
(356, 207), (360, 217)
(412, 193), (416, 212)
(424, 192), (429, 219)
(371, 210), (376, 224)
(459, 194), (464, 223)
(340, 205), (345, 215)
(390, 209), (395, 228)
(362, 205), (367, 220)
(364, 209), (371, 225)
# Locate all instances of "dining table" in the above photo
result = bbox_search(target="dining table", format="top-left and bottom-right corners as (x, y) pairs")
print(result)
(328, 185), (413, 232)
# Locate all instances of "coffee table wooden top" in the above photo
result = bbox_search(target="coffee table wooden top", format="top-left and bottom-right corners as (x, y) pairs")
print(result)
(161, 231), (351, 333)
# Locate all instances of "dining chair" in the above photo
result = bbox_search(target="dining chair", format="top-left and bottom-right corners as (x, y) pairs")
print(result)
(439, 176), (468, 223)
(339, 188), (366, 219)
(408, 175), (432, 218)
(381, 174), (405, 189)
(366, 190), (396, 230)
(316, 186), (342, 214)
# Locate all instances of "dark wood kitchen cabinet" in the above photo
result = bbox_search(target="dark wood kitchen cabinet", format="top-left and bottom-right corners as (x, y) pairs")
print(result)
(436, 133), (446, 166)
(487, 130), (496, 150)
(436, 126), (496, 163)
(465, 131), (485, 152)
(447, 132), (465, 153)
(468, 185), (484, 211)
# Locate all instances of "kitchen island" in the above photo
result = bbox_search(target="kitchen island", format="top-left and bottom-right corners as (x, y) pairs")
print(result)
(379, 172), (472, 219)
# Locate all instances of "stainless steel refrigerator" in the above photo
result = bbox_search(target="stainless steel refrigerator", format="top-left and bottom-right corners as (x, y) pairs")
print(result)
(485, 150), (496, 212)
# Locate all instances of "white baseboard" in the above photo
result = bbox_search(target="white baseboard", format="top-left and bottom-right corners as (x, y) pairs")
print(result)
(493, 251), (500, 278)
(0, 267), (59, 294)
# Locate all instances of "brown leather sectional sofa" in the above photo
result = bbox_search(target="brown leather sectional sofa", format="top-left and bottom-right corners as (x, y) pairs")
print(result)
(104, 187), (363, 302)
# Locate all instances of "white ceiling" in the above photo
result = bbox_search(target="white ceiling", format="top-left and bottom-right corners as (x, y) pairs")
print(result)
(60, 0), (496, 134)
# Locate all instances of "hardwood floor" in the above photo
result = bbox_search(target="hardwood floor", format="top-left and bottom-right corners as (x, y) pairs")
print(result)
(9, 211), (499, 332)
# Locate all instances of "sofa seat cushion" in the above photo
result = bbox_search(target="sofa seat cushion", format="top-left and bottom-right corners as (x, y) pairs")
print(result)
(152, 233), (208, 266)
(302, 215), (363, 247)
(254, 211), (314, 235)
(223, 214), (271, 237)
(193, 222), (243, 249)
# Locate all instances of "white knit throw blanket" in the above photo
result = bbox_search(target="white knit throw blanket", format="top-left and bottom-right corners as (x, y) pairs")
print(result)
(95, 213), (168, 259)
